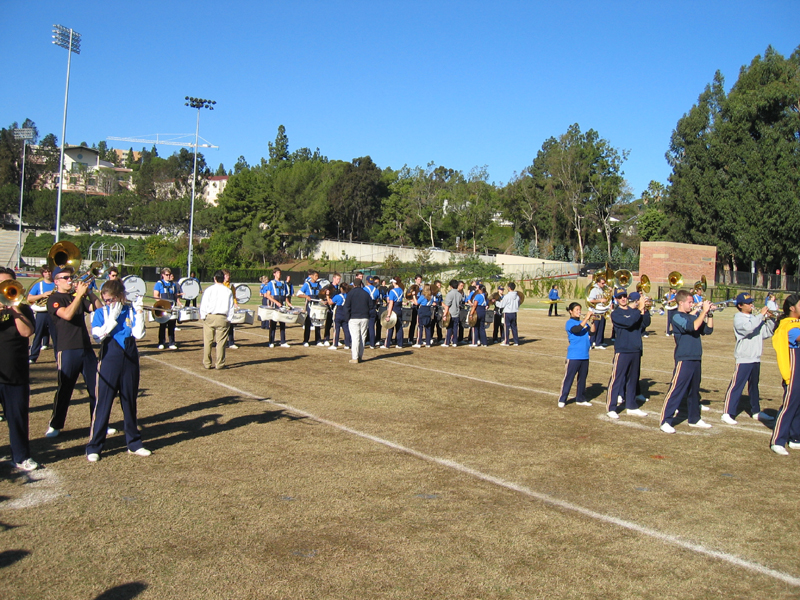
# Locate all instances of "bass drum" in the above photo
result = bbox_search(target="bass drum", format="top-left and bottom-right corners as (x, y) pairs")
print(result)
(232, 283), (252, 304)
(178, 277), (201, 301)
(122, 275), (147, 302)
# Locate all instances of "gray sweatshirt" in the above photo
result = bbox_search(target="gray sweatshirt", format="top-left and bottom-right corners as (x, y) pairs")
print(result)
(733, 311), (774, 364)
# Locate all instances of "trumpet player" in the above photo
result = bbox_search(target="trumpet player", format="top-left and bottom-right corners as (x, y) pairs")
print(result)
(0, 267), (39, 471)
(587, 276), (608, 349)
(605, 290), (650, 419)
(721, 293), (775, 425)
(556, 302), (596, 408)
(659, 291), (714, 433)
(45, 266), (104, 439)
(27, 265), (56, 363)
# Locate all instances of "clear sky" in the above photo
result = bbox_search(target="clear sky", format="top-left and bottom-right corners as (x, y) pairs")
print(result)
(2, 1), (797, 196)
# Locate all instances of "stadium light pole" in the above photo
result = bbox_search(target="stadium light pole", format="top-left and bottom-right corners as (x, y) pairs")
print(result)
(52, 24), (81, 243)
(184, 96), (215, 277)
(13, 128), (36, 270)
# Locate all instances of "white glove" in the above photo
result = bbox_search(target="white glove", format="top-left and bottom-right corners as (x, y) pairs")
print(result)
(92, 303), (122, 342)
(108, 301), (123, 322)
(133, 296), (144, 314)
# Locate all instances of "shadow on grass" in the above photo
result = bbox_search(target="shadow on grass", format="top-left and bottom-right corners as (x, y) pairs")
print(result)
(0, 549), (30, 568)
(225, 355), (305, 369)
(93, 581), (148, 600)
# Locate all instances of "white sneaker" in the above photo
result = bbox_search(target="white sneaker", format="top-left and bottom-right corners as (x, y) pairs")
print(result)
(169, 344), (178, 350)
(557, 402), (566, 408)
(87, 453), (100, 462)
(328, 345), (338, 350)
(174, 327), (182, 331)
(412, 344), (422, 348)
(316, 342), (325, 347)
(158, 344), (165, 350)
(771, 445), (789, 456)
(700, 404), (710, 411)
(721, 414), (737, 425)
(41, 345), (49, 350)
(303, 342), (310, 347)
(227, 344), (238, 350)
(576, 401), (592, 407)
(468, 344), (478, 347)
(15, 458), (39, 471)
(627, 409), (648, 417)
(268, 343), (274, 348)
(788, 442), (800, 450)
(128, 448), (152, 457)
(689, 419), (712, 429)
(107, 427), (118, 435)
(280, 343), (290, 348)
(595, 345), (606, 350)
(660, 422), (676, 434)
(607, 411), (619, 420)
(323, 341), (331, 347)
(45, 427), (60, 438)
(500, 342), (509, 346)
(753, 412), (775, 421)
(617, 395), (624, 405)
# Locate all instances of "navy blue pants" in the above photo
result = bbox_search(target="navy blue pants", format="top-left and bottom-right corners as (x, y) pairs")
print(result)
(606, 352), (640, 410)
(557, 359), (589, 405)
(771, 350), (800, 448)
(445, 317), (460, 346)
(0, 383), (31, 464)
(666, 309), (675, 335)
(368, 312), (378, 347)
(416, 309), (432, 345)
(723, 362), (762, 417)
(333, 317), (351, 347)
(49, 347), (98, 431)
(492, 312), (504, 342)
(29, 311), (53, 362)
(472, 308), (487, 346)
(87, 339), (144, 455)
(158, 320), (176, 345)
(303, 314), (321, 344)
(660, 360), (702, 426)
(260, 299), (270, 329)
(591, 316), (606, 347)
(503, 313), (519, 344)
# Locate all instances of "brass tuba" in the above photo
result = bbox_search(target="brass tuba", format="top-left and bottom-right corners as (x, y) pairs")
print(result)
(668, 271), (683, 288)
(615, 269), (632, 289)
(47, 241), (82, 271)
(0, 280), (25, 307)
(636, 274), (651, 295)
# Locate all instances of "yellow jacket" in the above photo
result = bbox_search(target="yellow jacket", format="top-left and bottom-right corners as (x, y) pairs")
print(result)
(772, 318), (800, 384)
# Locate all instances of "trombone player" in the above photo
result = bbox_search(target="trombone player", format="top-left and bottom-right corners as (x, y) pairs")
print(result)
(0, 267), (39, 471)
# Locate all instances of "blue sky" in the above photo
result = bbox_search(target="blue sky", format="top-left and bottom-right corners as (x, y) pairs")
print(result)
(2, 1), (797, 196)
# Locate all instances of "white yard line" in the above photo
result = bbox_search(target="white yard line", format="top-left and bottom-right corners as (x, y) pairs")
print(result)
(145, 355), (800, 588)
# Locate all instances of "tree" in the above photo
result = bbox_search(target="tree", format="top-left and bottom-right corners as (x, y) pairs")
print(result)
(327, 156), (386, 242)
(268, 125), (289, 168)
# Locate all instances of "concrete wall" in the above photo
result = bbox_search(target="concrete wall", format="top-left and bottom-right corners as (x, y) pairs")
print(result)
(639, 241), (717, 285)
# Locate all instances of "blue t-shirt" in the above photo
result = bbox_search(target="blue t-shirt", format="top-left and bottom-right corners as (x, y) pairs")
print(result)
(266, 280), (288, 299)
(154, 280), (179, 302)
(549, 288), (559, 301)
(300, 280), (321, 299)
(388, 288), (403, 312)
(92, 304), (136, 349)
(566, 317), (591, 360)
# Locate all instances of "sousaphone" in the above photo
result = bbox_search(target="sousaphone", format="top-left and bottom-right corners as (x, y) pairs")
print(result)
(47, 240), (81, 270)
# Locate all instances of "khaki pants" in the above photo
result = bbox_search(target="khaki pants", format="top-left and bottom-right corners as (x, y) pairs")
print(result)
(203, 314), (230, 369)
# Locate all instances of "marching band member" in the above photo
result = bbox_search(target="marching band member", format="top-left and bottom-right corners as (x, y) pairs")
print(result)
(106, 266), (119, 281)
(605, 289), (650, 419)
(659, 291), (714, 433)
(587, 276), (608, 349)
(407, 274), (423, 342)
(496, 282), (520, 346)
(491, 286), (504, 344)
(456, 281), (466, 343)
(45, 266), (104, 438)
(297, 270), (323, 347)
(664, 287), (677, 336)
(766, 293), (779, 314)
(769, 294), (800, 455)
(382, 278), (404, 349)
(265, 268), (292, 347)
(412, 283), (435, 348)
(27, 265), (56, 363)
(259, 275), (270, 331)
(86, 279), (150, 462)
(322, 272), (341, 346)
(628, 292), (650, 402)
(329, 283), (351, 349)
(153, 268), (181, 350)
(432, 279), (444, 344)
(200, 270), (234, 369)
(557, 302), (596, 408)
(547, 283), (561, 317)
(0, 267), (39, 471)
(469, 285), (488, 347)
(721, 293), (775, 425)
(364, 276), (381, 349)
(464, 284), (477, 344)
(443, 279), (462, 348)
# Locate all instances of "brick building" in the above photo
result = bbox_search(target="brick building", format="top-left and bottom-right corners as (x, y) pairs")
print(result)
(639, 241), (717, 286)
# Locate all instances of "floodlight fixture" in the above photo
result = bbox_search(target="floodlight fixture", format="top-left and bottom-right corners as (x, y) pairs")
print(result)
(185, 96), (217, 275)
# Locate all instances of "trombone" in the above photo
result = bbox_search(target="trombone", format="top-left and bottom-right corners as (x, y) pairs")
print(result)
(0, 280), (26, 307)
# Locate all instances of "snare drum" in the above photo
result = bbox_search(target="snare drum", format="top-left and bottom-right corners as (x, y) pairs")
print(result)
(122, 275), (147, 303)
(230, 308), (255, 325)
(401, 307), (412, 326)
(178, 307), (200, 321)
(308, 302), (328, 327)
(178, 277), (201, 301)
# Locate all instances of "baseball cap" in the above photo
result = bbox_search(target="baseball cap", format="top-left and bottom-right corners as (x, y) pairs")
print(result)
(628, 291), (641, 301)
(52, 266), (70, 279)
(614, 290), (627, 299)
(736, 293), (754, 305)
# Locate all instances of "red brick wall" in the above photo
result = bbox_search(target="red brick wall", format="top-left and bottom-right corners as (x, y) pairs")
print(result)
(639, 241), (717, 286)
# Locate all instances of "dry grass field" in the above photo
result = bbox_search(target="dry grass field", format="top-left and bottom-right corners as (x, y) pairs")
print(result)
(2, 305), (800, 599)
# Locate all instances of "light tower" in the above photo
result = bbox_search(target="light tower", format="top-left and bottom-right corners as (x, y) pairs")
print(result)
(184, 96), (216, 276)
(12, 128), (36, 269)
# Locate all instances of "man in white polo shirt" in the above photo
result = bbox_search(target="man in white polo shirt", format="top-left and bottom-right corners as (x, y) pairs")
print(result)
(199, 270), (234, 370)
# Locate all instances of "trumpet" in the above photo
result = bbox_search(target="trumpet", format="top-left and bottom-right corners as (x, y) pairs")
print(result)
(74, 260), (113, 284)
(0, 280), (26, 307)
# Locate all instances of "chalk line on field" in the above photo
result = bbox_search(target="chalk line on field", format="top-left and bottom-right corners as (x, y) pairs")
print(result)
(145, 355), (800, 588)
